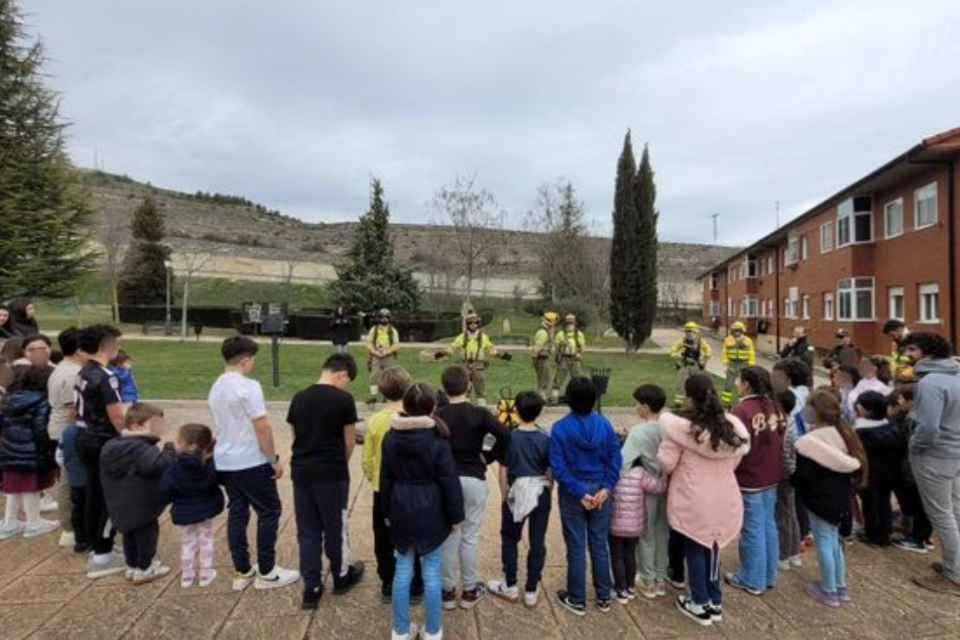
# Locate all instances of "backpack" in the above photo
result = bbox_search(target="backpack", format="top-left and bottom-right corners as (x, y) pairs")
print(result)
(496, 387), (520, 430)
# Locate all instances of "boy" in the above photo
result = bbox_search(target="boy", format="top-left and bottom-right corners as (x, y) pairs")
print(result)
(287, 353), (365, 610)
(435, 365), (510, 609)
(47, 327), (85, 547)
(362, 366), (420, 602)
(888, 387), (933, 554)
(487, 391), (551, 607)
(99, 402), (176, 584)
(620, 384), (669, 598)
(209, 336), (299, 592)
(59, 420), (89, 553)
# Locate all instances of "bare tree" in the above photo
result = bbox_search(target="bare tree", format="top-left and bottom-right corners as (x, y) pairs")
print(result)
(98, 209), (130, 322)
(431, 176), (504, 302)
(176, 249), (213, 341)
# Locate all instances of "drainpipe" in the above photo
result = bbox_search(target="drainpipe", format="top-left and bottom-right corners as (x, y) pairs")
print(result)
(775, 245), (781, 353)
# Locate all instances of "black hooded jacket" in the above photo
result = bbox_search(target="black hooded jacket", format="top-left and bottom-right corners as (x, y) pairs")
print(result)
(159, 453), (226, 526)
(100, 433), (176, 532)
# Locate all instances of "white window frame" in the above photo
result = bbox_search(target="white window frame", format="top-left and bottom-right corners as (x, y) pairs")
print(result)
(884, 198), (904, 239)
(785, 236), (800, 265)
(837, 277), (875, 322)
(915, 182), (938, 230)
(919, 283), (940, 323)
(800, 235), (809, 261)
(823, 293), (834, 321)
(741, 296), (759, 318)
(727, 298), (733, 317)
(837, 198), (873, 247)
(802, 295), (811, 320)
(820, 222), (834, 253)
(888, 286), (905, 322)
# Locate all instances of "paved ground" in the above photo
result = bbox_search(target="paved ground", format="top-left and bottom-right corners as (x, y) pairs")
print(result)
(1, 402), (957, 640)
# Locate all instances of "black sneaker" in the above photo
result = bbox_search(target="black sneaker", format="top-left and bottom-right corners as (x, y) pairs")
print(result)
(459, 584), (486, 610)
(597, 598), (612, 612)
(301, 585), (323, 610)
(893, 537), (929, 554)
(332, 562), (365, 595)
(74, 542), (92, 554)
(706, 604), (723, 623)
(556, 590), (586, 617)
(380, 581), (392, 604)
(675, 595), (712, 627)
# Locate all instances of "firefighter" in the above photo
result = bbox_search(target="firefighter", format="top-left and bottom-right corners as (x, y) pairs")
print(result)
(448, 312), (511, 405)
(882, 319), (914, 383)
(670, 321), (712, 406)
(827, 328), (862, 370)
(779, 326), (816, 372)
(721, 321), (755, 407)
(554, 314), (586, 400)
(531, 311), (559, 402)
(366, 308), (400, 403)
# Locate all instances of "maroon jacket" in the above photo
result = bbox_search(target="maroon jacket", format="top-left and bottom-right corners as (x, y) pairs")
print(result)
(733, 396), (785, 490)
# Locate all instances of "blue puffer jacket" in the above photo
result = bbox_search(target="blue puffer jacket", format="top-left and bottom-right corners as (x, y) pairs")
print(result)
(159, 453), (225, 526)
(0, 391), (54, 473)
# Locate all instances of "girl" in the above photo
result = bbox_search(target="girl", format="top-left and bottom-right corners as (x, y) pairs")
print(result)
(792, 390), (866, 608)
(658, 374), (750, 627)
(726, 367), (785, 596)
(834, 365), (861, 425)
(0, 365), (59, 539)
(774, 391), (803, 571)
(853, 391), (902, 547)
(0, 304), (13, 339)
(7, 298), (38, 337)
(847, 357), (892, 416)
(160, 423), (225, 588)
(381, 383), (465, 640)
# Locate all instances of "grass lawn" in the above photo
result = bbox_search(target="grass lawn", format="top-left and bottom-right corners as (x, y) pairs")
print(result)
(122, 339), (687, 405)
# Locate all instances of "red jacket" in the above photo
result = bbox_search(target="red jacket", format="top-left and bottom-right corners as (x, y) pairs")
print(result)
(733, 396), (785, 490)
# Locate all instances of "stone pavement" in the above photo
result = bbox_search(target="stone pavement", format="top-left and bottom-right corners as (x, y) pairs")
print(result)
(1, 402), (958, 640)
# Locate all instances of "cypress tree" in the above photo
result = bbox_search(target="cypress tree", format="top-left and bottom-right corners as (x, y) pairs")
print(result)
(0, 0), (96, 298)
(609, 130), (639, 347)
(118, 195), (172, 305)
(632, 144), (659, 346)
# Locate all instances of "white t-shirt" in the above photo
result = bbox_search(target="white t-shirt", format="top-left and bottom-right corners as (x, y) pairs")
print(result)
(47, 359), (83, 440)
(208, 371), (269, 471)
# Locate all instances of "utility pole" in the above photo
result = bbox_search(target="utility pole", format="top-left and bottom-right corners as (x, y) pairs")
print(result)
(712, 213), (719, 244)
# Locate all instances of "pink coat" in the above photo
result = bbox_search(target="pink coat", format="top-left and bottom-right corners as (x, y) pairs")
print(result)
(610, 466), (667, 538)
(657, 412), (750, 549)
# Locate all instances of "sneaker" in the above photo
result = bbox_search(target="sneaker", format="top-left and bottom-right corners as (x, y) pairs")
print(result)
(58, 530), (76, 548)
(73, 542), (91, 554)
(381, 581), (393, 604)
(614, 590), (630, 605)
(597, 598), (612, 612)
(668, 577), (686, 590)
(523, 587), (539, 608)
(893, 537), (929, 554)
(125, 568), (136, 581)
(789, 554), (803, 568)
(914, 573), (960, 595)
(87, 553), (128, 579)
(422, 629), (442, 640)
(675, 595), (713, 627)
(460, 584), (486, 609)
(38, 495), (59, 513)
(654, 580), (667, 597)
(332, 562), (365, 595)
(556, 590), (586, 617)
(778, 559), (791, 571)
(302, 585), (323, 610)
(442, 588), (458, 611)
(132, 561), (171, 585)
(255, 565), (301, 590)
(0, 521), (24, 540)
(181, 575), (195, 589)
(22, 519), (59, 538)
(390, 623), (420, 640)
(837, 586), (851, 603)
(806, 582), (841, 608)
(706, 603), (723, 623)
(233, 566), (258, 592)
(637, 579), (657, 599)
(199, 569), (217, 588)
(486, 580), (519, 602)
(724, 572), (763, 596)
(925, 540), (935, 551)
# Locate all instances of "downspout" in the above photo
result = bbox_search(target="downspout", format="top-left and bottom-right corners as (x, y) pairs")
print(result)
(775, 245), (781, 354)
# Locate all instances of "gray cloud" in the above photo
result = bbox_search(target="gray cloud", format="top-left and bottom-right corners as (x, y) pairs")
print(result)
(27, 0), (960, 245)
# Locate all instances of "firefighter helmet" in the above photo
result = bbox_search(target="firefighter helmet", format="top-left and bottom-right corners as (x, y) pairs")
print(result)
(564, 313), (577, 325)
(378, 308), (391, 319)
(542, 311), (559, 327)
(731, 321), (746, 333)
(683, 321), (701, 333)
(465, 312), (480, 325)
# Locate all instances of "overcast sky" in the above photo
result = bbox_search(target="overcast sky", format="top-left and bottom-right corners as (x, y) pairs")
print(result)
(26, 1), (960, 245)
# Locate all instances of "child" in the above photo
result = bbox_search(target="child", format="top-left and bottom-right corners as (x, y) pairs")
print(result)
(487, 391), (552, 608)
(792, 390), (866, 607)
(888, 387), (933, 553)
(620, 384), (670, 599)
(99, 402), (176, 584)
(109, 350), (140, 406)
(381, 383), (465, 640)
(847, 357), (892, 417)
(853, 391), (902, 547)
(60, 421), (90, 552)
(834, 365), (861, 425)
(774, 391), (803, 570)
(160, 423), (225, 588)
(0, 365), (59, 539)
(361, 366), (417, 601)
(658, 374), (750, 627)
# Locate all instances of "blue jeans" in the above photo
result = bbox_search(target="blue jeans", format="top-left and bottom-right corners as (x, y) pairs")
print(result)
(734, 487), (780, 591)
(558, 486), (612, 604)
(809, 512), (846, 593)
(220, 464), (281, 575)
(393, 546), (443, 636)
(681, 534), (722, 606)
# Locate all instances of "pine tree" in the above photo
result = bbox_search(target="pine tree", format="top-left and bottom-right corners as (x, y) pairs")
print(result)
(117, 195), (172, 305)
(609, 130), (639, 347)
(632, 144), (659, 346)
(0, 0), (97, 298)
(330, 178), (420, 312)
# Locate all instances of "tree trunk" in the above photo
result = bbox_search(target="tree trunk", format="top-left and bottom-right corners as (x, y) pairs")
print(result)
(110, 277), (119, 323)
(180, 277), (190, 341)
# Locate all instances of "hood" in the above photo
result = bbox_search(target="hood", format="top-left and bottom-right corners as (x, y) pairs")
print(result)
(915, 358), (960, 377)
(173, 452), (209, 477)
(563, 413), (608, 453)
(659, 412), (751, 459)
(3, 390), (45, 417)
(388, 420), (440, 457)
(796, 427), (860, 473)
(391, 415), (436, 431)
(101, 433), (160, 479)
(853, 418), (888, 430)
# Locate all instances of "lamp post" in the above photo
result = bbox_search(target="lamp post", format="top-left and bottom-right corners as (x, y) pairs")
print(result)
(164, 259), (173, 335)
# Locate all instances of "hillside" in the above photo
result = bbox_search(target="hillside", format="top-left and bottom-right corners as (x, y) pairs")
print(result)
(79, 169), (739, 297)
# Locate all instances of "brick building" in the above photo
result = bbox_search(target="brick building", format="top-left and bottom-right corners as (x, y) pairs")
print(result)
(700, 127), (960, 356)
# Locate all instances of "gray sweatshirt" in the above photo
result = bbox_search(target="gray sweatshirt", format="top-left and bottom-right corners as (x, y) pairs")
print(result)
(911, 358), (960, 459)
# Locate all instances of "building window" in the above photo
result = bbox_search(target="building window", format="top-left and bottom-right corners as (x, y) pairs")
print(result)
(710, 301), (720, 317)
(746, 256), (758, 278)
(919, 283), (940, 323)
(838, 277), (875, 321)
(837, 198), (873, 247)
(820, 222), (834, 253)
(710, 272), (720, 290)
(888, 287), (905, 322)
(727, 298), (733, 317)
(884, 198), (903, 239)
(800, 235), (809, 261)
(823, 293), (834, 321)
(802, 295), (811, 320)
(785, 236), (800, 265)
(766, 256), (773, 275)
(915, 182), (938, 229)
(741, 296), (759, 318)
(783, 298), (790, 319)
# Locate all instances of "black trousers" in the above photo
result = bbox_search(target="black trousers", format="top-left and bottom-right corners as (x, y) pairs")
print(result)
(70, 486), (89, 547)
(501, 490), (551, 592)
(668, 528), (685, 583)
(897, 483), (933, 542)
(75, 431), (115, 555)
(122, 521), (159, 570)
(860, 481), (894, 545)
(221, 464), (282, 576)
(294, 480), (349, 591)
(610, 535), (639, 592)
(373, 491), (422, 591)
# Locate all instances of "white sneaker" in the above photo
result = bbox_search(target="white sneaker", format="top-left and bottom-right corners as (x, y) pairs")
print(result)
(39, 495), (59, 513)
(524, 587), (539, 608)
(255, 565), (300, 590)
(199, 569), (217, 588)
(423, 628), (442, 640)
(58, 530), (76, 547)
(126, 568), (136, 581)
(486, 580), (519, 602)
(0, 520), (24, 540)
(789, 555), (803, 568)
(232, 565), (257, 592)
(87, 552), (127, 579)
(22, 519), (60, 538)
(778, 560), (791, 571)
(391, 623), (420, 640)
(132, 561), (171, 585)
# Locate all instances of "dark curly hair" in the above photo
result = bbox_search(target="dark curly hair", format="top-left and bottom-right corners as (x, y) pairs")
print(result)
(679, 373), (747, 451)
